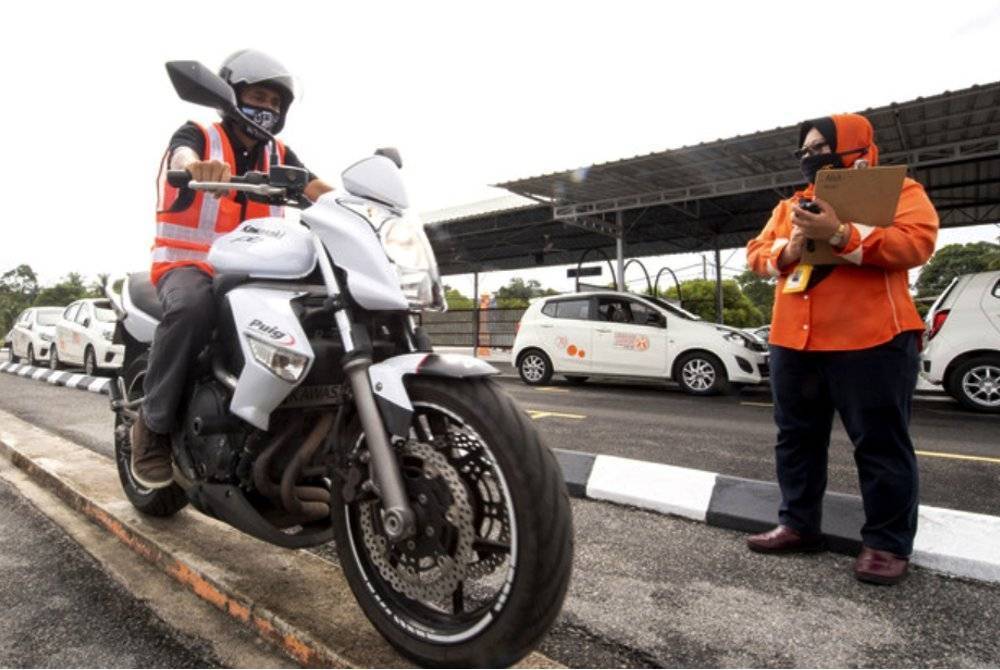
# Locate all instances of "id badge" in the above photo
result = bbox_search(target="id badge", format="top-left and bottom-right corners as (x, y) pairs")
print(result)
(783, 264), (812, 294)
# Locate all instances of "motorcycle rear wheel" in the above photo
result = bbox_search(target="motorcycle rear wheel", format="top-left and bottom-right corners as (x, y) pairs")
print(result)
(331, 376), (573, 667)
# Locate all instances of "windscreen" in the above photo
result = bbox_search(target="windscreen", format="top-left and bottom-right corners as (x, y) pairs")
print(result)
(36, 310), (61, 326)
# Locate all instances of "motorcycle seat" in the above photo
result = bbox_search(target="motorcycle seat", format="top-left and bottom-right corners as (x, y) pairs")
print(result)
(127, 272), (164, 321)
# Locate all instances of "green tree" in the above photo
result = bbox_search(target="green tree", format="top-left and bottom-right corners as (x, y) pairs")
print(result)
(661, 278), (765, 327)
(735, 269), (776, 323)
(443, 285), (475, 310)
(915, 242), (1000, 300)
(89, 273), (111, 298)
(494, 278), (558, 309)
(34, 273), (92, 307)
(0, 265), (40, 334)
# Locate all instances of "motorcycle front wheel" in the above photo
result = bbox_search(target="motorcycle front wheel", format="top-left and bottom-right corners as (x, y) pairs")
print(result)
(331, 376), (573, 668)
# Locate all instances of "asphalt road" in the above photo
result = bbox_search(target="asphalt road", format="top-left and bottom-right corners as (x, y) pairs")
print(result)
(1, 370), (1000, 667)
(0, 476), (221, 668)
(496, 374), (1000, 517)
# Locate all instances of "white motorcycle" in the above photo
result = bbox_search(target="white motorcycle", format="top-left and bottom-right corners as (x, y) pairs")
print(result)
(107, 61), (573, 668)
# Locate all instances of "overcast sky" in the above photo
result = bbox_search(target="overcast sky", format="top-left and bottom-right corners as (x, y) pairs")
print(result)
(2, 0), (999, 294)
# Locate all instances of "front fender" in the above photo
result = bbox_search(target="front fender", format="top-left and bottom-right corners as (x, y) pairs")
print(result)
(368, 353), (499, 437)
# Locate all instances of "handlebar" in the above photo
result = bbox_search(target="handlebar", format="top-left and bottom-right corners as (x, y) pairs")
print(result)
(166, 170), (286, 198)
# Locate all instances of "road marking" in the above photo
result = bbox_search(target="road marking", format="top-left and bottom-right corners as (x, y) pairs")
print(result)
(916, 450), (1000, 465)
(535, 386), (570, 393)
(741, 401), (774, 407)
(526, 409), (586, 420)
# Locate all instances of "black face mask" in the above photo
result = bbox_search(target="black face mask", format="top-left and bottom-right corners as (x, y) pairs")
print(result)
(800, 147), (868, 184)
(239, 104), (282, 140)
(800, 152), (840, 184)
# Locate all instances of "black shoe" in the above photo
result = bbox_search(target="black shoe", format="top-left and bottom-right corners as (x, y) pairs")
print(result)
(130, 413), (173, 489)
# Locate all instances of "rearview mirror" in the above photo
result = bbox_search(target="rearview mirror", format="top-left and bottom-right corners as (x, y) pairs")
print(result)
(166, 61), (237, 112)
(375, 147), (403, 168)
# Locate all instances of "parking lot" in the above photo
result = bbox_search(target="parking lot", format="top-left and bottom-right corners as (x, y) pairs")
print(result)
(1, 359), (999, 667)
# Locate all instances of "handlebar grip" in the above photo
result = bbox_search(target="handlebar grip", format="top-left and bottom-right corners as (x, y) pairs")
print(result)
(167, 170), (191, 188)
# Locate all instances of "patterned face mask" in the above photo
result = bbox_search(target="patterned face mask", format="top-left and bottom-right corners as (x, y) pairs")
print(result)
(239, 104), (281, 139)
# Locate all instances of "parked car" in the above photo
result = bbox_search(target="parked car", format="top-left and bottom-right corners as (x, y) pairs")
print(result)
(744, 324), (771, 344)
(512, 291), (769, 395)
(7, 307), (63, 366)
(51, 298), (124, 375)
(920, 270), (1000, 413)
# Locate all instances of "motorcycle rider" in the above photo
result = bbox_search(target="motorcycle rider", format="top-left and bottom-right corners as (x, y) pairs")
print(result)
(132, 49), (334, 489)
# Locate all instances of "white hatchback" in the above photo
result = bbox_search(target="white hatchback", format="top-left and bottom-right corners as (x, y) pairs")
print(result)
(512, 291), (769, 395)
(921, 270), (1000, 413)
(8, 306), (63, 366)
(51, 298), (124, 375)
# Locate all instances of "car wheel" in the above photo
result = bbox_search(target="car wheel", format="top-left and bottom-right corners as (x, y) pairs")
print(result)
(84, 346), (98, 377)
(563, 375), (588, 385)
(948, 355), (1000, 413)
(27, 344), (38, 367)
(48, 345), (60, 370)
(518, 349), (553, 386)
(675, 351), (730, 396)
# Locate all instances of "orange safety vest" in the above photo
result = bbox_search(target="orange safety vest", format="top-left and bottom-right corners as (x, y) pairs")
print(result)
(152, 122), (286, 285)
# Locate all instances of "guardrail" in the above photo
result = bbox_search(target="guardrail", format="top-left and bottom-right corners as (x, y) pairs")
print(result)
(416, 308), (526, 349)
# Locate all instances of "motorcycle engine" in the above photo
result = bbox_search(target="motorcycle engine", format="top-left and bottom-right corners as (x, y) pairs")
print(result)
(182, 380), (242, 483)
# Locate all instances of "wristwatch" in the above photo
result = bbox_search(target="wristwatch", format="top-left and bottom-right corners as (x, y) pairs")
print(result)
(828, 223), (849, 248)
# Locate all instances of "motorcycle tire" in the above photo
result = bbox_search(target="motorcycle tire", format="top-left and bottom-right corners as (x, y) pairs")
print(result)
(113, 353), (188, 517)
(331, 376), (573, 668)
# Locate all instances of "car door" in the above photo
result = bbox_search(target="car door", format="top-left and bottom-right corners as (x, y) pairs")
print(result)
(12, 310), (30, 358)
(545, 297), (594, 373)
(73, 302), (95, 362)
(591, 296), (669, 376)
(57, 302), (81, 362)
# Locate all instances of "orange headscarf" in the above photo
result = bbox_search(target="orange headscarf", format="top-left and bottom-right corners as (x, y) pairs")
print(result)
(829, 113), (879, 167)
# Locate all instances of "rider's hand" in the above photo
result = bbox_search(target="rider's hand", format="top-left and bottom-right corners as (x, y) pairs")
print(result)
(186, 160), (231, 198)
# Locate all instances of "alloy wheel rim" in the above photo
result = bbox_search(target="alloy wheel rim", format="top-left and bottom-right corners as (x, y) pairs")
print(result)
(962, 364), (1000, 408)
(522, 355), (546, 382)
(682, 358), (715, 391)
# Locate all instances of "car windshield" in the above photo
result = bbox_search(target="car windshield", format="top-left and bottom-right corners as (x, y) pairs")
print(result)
(642, 296), (701, 320)
(36, 311), (61, 326)
(94, 307), (117, 323)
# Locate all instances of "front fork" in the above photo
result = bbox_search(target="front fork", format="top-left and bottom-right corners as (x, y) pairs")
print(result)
(313, 236), (416, 542)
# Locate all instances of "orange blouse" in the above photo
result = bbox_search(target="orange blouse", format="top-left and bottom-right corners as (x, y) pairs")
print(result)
(746, 177), (939, 351)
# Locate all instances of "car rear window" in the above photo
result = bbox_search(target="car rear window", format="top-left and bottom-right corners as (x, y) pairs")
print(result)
(36, 312), (60, 326)
(552, 299), (590, 320)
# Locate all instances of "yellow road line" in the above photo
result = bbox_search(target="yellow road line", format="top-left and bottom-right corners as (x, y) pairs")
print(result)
(916, 450), (1000, 465)
(535, 386), (571, 393)
(525, 409), (586, 420)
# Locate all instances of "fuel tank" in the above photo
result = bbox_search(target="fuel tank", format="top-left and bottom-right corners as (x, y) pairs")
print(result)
(208, 218), (317, 280)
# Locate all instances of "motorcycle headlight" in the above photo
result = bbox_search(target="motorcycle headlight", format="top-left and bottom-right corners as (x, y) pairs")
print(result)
(247, 335), (308, 382)
(379, 213), (446, 312)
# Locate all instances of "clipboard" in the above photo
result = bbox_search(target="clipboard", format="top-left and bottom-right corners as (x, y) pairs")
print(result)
(801, 165), (907, 265)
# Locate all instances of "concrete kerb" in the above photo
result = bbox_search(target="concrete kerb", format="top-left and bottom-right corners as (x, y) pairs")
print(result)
(552, 450), (1000, 584)
(0, 409), (560, 669)
(0, 361), (111, 395)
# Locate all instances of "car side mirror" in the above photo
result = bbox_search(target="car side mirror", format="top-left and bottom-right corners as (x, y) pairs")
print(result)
(647, 313), (666, 328)
(164, 61), (275, 142)
(82, 318), (91, 329)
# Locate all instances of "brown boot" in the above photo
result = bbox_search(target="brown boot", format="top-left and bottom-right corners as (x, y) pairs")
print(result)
(130, 413), (173, 490)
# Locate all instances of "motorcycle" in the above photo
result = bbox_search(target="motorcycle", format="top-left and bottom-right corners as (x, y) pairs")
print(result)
(106, 61), (573, 668)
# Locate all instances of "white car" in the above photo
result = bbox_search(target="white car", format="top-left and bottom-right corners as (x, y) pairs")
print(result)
(512, 291), (769, 395)
(921, 270), (1000, 413)
(51, 298), (124, 375)
(7, 306), (63, 366)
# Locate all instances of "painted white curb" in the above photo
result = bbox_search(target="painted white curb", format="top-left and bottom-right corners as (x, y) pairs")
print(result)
(586, 454), (718, 522)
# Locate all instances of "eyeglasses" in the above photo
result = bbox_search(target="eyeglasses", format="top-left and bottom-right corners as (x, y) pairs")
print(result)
(794, 141), (830, 160)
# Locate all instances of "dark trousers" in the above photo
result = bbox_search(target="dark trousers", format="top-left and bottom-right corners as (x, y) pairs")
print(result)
(769, 331), (920, 556)
(142, 267), (217, 434)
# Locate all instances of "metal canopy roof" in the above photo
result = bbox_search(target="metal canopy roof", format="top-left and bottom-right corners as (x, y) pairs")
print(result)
(427, 80), (1000, 276)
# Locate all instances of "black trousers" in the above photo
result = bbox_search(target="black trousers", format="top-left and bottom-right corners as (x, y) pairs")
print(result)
(142, 267), (217, 434)
(769, 331), (921, 556)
